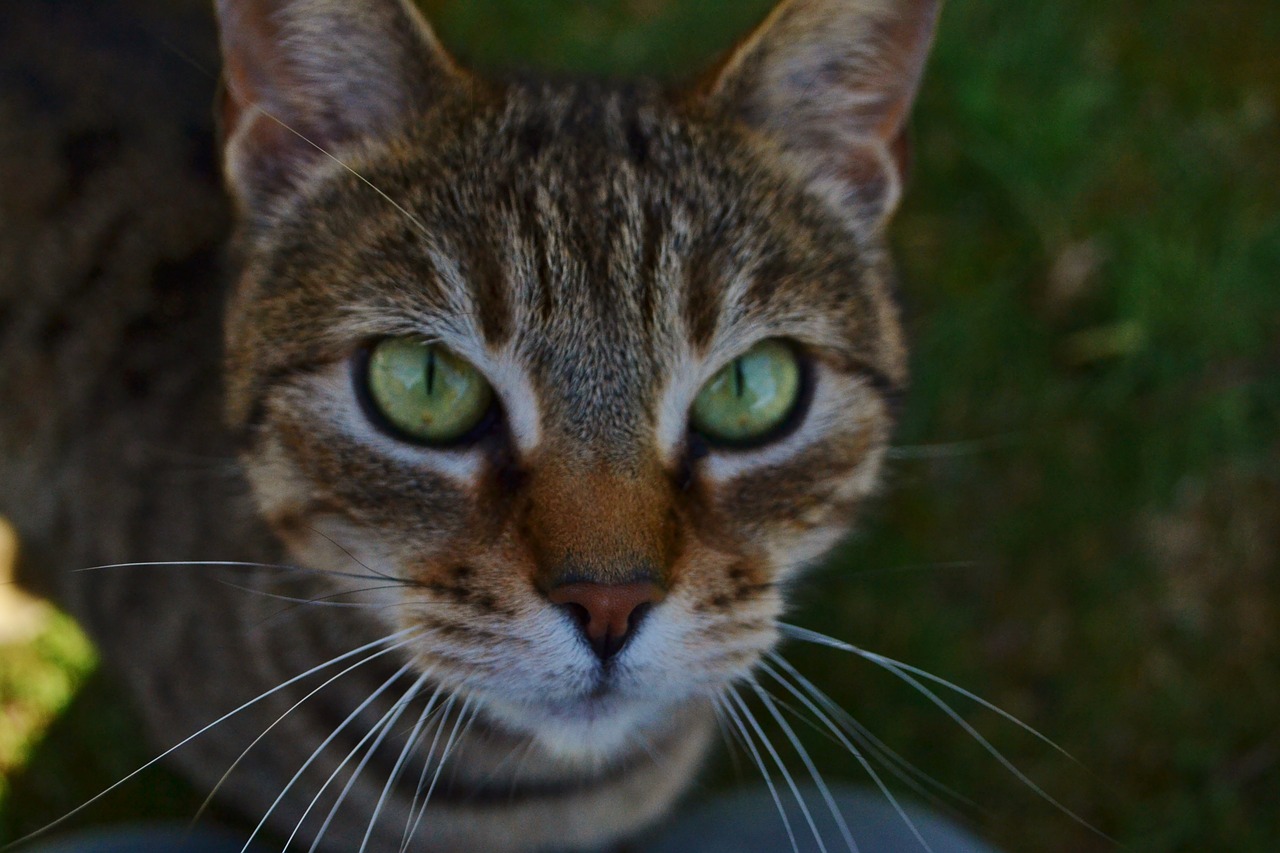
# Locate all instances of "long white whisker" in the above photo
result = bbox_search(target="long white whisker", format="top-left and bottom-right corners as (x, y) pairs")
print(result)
(779, 624), (1078, 762)
(72, 560), (305, 575)
(748, 677), (861, 853)
(360, 682), (446, 853)
(729, 686), (828, 853)
(284, 664), (415, 851)
(502, 739), (545, 802)
(71, 560), (415, 587)
(760, 658), (934, 853)
(404, 696), (475, 849)
(876, 657), (1111, 838)
(710, 700), (748, 782)
(780, 626), (1111, 841)
(887, 436), (1010, 460)
(718, 692), (800, 853)
(401, 695), (458, 851)
(190, 634), (422, 831)
(843, 560), (985, 582)
(5, 626), (417, 850)
(767, 652), (979, 813)
(242, 661), (415, 852)
(470, 726), (541, 793)
(302, 668), (428, 853)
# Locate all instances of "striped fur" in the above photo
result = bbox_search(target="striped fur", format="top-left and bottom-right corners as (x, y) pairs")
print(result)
(0, 0), (938, 850)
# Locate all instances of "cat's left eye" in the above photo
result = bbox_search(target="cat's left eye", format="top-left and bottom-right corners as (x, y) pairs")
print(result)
(691, 339), (803, 446)
(363, 338), (494, 445)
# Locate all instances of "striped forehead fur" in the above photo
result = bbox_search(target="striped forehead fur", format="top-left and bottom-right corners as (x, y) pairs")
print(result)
(228, 81), (905, 459)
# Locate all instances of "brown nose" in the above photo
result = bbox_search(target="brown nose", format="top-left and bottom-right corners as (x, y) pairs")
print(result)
(548, 581), (663, 662)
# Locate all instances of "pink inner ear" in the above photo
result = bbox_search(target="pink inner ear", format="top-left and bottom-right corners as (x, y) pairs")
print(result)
(218, 0), (294, 137)
(217, 0), (325, 206)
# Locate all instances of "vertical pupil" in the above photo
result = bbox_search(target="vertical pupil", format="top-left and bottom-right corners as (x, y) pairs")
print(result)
(425, 349), (437, 396)
(733, 359), (745, 398)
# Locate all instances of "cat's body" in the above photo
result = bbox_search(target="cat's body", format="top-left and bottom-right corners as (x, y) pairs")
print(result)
(0, 1), (938, 850)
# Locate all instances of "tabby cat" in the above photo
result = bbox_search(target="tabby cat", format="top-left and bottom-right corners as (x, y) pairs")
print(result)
(0, 0), (939, 849)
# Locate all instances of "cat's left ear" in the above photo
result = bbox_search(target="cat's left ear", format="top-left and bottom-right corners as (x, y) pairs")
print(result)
(215, 0), (465, 212)
(699, 0), (940, 229)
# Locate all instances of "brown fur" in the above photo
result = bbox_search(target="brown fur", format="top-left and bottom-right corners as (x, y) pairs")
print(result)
(0, 0), (939, 850)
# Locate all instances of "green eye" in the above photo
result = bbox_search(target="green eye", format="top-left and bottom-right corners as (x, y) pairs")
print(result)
(365, 338), (493, 444)
(691, 340), (802, 445)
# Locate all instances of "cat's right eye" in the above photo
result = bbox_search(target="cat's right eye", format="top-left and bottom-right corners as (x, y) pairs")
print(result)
(363, 338), (494, 445)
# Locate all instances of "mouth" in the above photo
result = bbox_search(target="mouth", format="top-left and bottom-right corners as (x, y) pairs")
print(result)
(540, 687), (627, 724)
(471, 682), (674, 763)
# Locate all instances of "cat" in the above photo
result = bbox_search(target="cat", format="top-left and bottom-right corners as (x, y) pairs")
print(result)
(0, 0), (940, 850)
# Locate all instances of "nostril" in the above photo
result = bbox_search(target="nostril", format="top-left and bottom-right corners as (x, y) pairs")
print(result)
(627, 601), (654, 633)
(559, 601), (591, 630)
(547, 581), (663, 663)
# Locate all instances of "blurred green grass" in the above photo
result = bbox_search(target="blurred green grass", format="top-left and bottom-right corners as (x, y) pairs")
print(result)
(2, 0), (1278, 850)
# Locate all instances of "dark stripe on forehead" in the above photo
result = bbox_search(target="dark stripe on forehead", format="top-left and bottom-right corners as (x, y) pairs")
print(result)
(498, 141), (673, 446)
(680, 205), (776, 352)
(459, 236), (512, 347)
(684, 244), (728, 349)
(636, 202), (665, 341)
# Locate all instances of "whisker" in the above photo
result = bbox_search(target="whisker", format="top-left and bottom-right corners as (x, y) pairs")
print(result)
(765, 652), (979, 815)
(71, 559), (414, 587)
(502, 739), (545, 803)
(759, 658), (934, 853)
(304, 525), (417, 588)
(189, 634), (422, 832)
(403, 696), (476, 851)
(401, 695), (458, 851)
(300, 667), (426, 853)
(242, 661), (415, 852)
(471, 728), (539, 794)
(360, 682), (448, 853)
(747, 677), (861, 853)
(718, 692), (800, 853)
(627, 723), (666, 768)
(779, 625), (1080, 763)
(779, 625), (1112, 841)
(729, 686), (829, 853)
(218, 580), (409, 610)
(251, 109), (433, 240)
(4, 626), (418, 850)
(251, 595), (424, 635)
(710, 700), (748, 783)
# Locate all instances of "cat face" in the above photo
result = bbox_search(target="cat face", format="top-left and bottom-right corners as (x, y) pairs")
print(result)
(216, 0), (935, 762)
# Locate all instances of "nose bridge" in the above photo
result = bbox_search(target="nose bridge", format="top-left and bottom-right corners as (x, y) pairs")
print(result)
(526, 456), (674, 589)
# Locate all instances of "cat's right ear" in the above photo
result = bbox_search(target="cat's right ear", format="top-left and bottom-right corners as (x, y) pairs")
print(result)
(698, 0), (940, 229)
(215, 0), (465, 212)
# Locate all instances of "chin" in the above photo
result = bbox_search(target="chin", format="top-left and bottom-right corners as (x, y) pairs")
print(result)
(483, 691), (687, 765)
